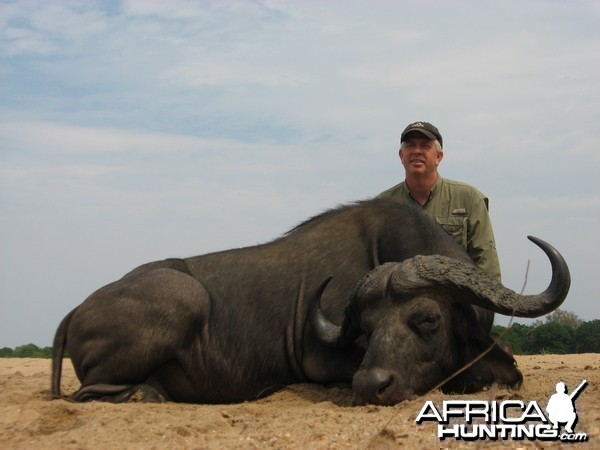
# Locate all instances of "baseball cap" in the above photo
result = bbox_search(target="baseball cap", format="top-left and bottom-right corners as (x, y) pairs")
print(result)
(401, 122), (443, 147)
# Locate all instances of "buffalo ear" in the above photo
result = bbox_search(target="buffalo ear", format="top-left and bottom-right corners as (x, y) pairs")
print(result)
(441, 332), (523, 395)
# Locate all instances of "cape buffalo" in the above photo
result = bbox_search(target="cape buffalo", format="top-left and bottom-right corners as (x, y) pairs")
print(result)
(51, 199), (570, 405)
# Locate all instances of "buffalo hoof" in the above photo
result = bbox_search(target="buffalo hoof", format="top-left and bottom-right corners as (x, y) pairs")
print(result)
(71, 383), (167, 403)
(119, 384), (167, 403)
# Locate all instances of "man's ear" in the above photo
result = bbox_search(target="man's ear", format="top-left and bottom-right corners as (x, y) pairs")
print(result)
(443, 326), (523, 395)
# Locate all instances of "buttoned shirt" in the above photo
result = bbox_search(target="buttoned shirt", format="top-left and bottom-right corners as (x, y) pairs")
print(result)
(377, 176), (501, 281)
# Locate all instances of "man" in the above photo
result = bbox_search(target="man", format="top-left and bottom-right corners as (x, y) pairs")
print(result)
(377, 121), (501, 281)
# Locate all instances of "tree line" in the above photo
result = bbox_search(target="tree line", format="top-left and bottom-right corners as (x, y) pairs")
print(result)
(1, 310), (599, 358)
(492, 310), (600, 354)
(0, 343), (53, 358)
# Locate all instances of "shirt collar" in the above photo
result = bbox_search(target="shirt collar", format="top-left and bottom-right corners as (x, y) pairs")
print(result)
(406, 175), (443, 207)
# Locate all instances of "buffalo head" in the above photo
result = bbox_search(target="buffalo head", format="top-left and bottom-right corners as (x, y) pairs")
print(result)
(309, 236), (570, 405)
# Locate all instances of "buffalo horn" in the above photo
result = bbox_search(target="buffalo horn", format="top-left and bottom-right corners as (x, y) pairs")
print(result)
(383, 236), (570, 318)
(309, 276), (361, 347)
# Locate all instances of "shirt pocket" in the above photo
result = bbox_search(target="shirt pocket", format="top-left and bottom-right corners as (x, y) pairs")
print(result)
(435, 214), (467, 249)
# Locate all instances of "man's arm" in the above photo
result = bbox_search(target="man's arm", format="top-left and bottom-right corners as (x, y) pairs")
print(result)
(467, 197), (502, 282)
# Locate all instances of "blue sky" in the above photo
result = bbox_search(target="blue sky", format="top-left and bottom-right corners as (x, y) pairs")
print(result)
(1, 0), (599, 348)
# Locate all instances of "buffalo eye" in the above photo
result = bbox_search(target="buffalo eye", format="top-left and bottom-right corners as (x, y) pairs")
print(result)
(409, 311), (441, 336)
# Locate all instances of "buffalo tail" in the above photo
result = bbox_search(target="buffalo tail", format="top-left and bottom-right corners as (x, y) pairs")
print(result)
(51, 308), (76, 399)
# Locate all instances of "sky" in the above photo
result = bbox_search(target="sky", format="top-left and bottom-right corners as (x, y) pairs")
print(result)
(1, 0), (599, 348)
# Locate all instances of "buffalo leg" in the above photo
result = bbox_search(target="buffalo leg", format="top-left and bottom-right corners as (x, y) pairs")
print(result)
(71, 383), (167, 403)
(66, 268), (210, 403)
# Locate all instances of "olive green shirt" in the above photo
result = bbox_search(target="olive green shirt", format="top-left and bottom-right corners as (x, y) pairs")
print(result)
(377, 176), (502, 281)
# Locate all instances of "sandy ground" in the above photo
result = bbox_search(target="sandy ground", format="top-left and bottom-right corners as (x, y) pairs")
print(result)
(0, 355), (599, 449)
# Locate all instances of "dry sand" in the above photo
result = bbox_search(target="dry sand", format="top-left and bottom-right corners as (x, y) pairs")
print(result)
(1, 354), (599, 449)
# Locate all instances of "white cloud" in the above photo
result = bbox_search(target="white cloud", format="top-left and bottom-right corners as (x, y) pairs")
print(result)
(120, 0), (211, 19)
(162, 58), (309, 88)
(0, 162), (122, 180)
(0, 121), (242, 155)
(0, 1), (108, 56)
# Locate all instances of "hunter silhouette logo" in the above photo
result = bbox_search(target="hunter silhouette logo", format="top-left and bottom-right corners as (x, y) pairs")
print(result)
(546, 380), (587, 434)
(416, 379), (589, 442)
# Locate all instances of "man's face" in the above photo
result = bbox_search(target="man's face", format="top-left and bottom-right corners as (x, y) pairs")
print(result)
(399, 135), (443, 177)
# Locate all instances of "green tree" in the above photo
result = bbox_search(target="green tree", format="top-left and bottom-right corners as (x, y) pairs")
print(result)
(10, 344), (52, 358)
(12, 343), (42, 357)
(573, 319), (600, 353)
(524, 322), (574, 354)
(0, 345), (52, 358)
(491, 323), (531, 355)
(510, 323), (533, 355)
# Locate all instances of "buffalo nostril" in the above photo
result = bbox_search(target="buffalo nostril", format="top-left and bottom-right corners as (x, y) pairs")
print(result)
(375, 373), (394, 401)
(373, 372), (394, 397)
(353, 368), (396, 404)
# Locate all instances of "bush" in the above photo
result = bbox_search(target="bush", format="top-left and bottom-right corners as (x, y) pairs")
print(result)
(523, 322), (574, 354)
(1, 344), (52, 358)
(492, 324), (527, 355)
(573, 319), (600, 353)
(492, 310), (599, 355)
